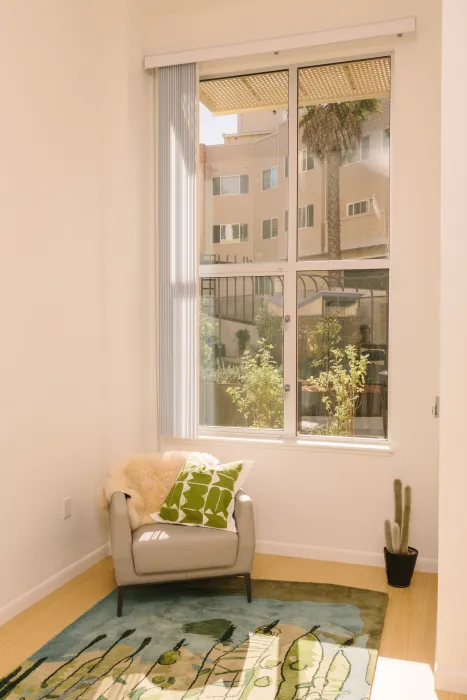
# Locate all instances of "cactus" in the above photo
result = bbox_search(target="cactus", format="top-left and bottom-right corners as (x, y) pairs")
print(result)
(394, 478), (402, 529)
(384, 479), (412, 555)
(400, 485), (412, 554)
(384, 519), (393, 552)
(392, 523), (401, 554)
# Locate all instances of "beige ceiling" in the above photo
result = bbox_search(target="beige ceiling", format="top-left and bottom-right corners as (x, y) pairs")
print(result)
(200, 57), (391, 115)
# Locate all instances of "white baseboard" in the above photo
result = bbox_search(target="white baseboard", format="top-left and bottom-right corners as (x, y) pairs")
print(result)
(0, 543), (110, 627)
(435, 667), (467, 694)
(256, 540), (438, 574)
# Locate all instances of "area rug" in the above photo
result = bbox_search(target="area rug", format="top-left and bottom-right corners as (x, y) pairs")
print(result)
(2, 578), (387, 700)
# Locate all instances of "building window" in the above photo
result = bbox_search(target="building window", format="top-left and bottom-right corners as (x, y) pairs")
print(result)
(212, 175), (249, 196)
(298, 204), (314, 228)
(262, 218), (279, 239)
(213, 224), (248, 243)
(299, 149), (314, 172)
(343, 135), (371, 165)
(262, 166), (279, 190)
(284, 210), (288, 233)
(284, 156), (289, 178)
(347, 200), (372, 216)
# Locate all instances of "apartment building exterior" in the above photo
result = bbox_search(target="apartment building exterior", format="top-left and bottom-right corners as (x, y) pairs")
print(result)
(200, 100), (390, 264)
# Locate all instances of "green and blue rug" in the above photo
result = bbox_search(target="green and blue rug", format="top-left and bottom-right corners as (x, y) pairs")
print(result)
(2, 579), (387, 699)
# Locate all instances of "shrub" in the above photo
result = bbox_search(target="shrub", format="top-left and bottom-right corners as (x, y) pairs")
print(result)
(226, 340), (283, 429)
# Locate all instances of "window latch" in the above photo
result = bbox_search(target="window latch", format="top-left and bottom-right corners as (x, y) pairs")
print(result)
(283, 314), (291, 330)
(284, 384), (291, 393)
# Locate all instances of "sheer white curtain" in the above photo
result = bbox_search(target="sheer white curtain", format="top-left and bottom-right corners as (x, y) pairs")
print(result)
(157, 63), (197, 438)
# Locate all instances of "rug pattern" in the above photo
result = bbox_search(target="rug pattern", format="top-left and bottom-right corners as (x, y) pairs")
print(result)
(1, 579), (387, 700)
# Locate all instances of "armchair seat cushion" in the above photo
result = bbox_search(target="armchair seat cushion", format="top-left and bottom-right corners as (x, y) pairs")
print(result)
(132, 523), (239, 575)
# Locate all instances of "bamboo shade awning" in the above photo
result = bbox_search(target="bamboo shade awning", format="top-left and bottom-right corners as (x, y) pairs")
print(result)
(200, 57), (391, 115)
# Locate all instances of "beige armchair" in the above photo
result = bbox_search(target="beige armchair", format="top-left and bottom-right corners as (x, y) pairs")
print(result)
(110, 490), (255, 616)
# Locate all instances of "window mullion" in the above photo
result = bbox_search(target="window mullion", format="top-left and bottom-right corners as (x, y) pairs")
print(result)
(283, 66), (298, 438)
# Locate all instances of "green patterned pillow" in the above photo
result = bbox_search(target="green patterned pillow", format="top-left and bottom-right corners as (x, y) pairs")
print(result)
(152, 454), (253, 531)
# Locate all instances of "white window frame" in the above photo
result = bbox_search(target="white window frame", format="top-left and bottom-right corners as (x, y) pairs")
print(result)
(213, 174), (249, 196)
(262, 166), (279, 190)
(299, 149), (314, 172)
(261, 217), (279, 239)
(217, 223), (249, 242)
(298, 204), (314, 229)
(198, 59), (391, 449)
(347, 199), (373, 217)
(342, 135), (371, 166)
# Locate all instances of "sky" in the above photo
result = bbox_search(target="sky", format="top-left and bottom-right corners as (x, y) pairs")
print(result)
(199, 104), (238, 145)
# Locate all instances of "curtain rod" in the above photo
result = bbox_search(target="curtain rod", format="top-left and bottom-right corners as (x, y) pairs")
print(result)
(144, 17), (416, 70)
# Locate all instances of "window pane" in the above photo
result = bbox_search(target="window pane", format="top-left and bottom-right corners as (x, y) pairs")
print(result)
(220, 176), (240, 195)
(200, 276), (284, 429)
(297, 57), (390, 261)
(271, 166), (279, 188)
(199, 70), (288, 263)
(262, 219), (271, 239)
(297, 269), (389, 439)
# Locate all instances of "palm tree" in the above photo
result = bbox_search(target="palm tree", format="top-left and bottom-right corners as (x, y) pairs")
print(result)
(300, 99), (381, 269)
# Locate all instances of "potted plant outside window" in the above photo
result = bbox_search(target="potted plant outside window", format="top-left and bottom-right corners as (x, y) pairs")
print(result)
(384, 479), (418, 587)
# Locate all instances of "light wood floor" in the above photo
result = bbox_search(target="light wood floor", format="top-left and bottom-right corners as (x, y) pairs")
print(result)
(0, 554), (463, 699)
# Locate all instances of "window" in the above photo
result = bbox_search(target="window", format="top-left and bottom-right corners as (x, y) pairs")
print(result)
(298, 204), (314, 228)
(262, 218), (278, 239)
(342, 135), (371, 165)
(297, 270), (389, 439)
(213, 223), (248, 243)
(201, 70), (288, 264)
(200, 276), (284, 429)
(262, 166), (279, 190)
(299, 149), (314, 172)
(212, 175), (249, 196)
(197, 57), (390, 441)
(347, 200), (372, 216)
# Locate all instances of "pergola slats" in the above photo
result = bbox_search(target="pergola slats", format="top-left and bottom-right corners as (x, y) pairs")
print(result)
(200, 57), (391, 115)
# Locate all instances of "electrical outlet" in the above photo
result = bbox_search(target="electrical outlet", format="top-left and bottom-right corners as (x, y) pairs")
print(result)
(63, 497), (72, 519)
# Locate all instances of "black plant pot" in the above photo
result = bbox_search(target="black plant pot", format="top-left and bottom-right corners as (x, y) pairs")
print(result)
(384, 547), (418, 588)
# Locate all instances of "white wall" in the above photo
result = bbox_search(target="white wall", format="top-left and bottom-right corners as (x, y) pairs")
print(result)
(0, 0), (442, 625)
(147, 0), (441, 571)
(0, 0), (152, 619)
(436, 0), (467, 693)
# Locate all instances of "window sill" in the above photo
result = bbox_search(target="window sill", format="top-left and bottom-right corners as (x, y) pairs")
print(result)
(164, 433), (394, 456)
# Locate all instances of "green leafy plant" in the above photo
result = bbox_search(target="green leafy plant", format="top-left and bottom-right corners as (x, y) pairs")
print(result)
(384, 479), (412, 554)
(254, 305), (282, 362)
(200, 306), (218, 369)
(314, 344), (368, 436)
(226, 340), (283, 429)
(202, 361), (242, 385)
(235, 328), (250, 356)
(304, 315), (368, 436)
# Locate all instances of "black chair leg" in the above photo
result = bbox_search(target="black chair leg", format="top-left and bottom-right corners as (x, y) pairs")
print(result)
(244, 574), (252, 603)
(117, 586), (124, 617)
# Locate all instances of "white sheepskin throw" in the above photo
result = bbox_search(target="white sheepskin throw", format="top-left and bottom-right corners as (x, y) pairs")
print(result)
(102, 451), (219, 530)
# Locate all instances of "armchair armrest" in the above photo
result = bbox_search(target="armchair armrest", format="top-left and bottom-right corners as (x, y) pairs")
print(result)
(234, 490), (255, 568)
(110, 492), (134, 584)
